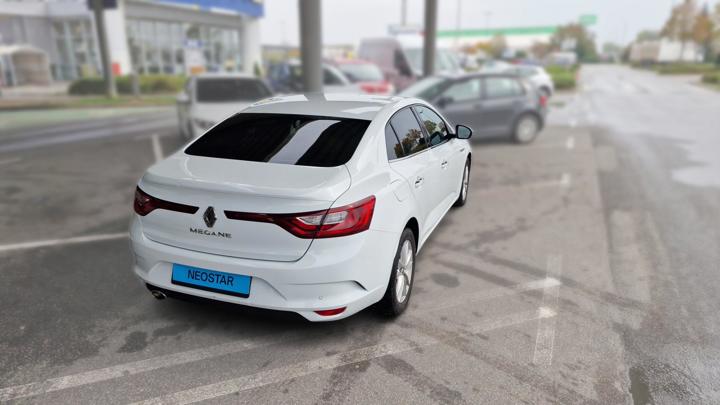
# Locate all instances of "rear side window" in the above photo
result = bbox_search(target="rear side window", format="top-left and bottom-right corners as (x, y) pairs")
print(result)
(389, 108), (427, 156)
(185, 113), (370, 167)
(384, 124), (404, 160)
(484, 77), (524, 99)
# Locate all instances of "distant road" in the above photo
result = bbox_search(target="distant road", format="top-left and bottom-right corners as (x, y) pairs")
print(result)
(0, 108), (177, 154)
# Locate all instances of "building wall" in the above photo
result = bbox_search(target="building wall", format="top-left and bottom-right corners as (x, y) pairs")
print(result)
(0, 0), (262, 81)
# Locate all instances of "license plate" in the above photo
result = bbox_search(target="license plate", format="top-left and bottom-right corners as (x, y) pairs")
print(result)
(171, 264), (251, 298)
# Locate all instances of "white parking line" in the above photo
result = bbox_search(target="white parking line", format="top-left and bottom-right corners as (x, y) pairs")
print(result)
(565, 136), (575, 150)
(151, 133), (163, 162)
(532, 255), (563, 367)
(0, 331), (298, 402)
(0, 157), (21, 166)
(0, 280), (555, 401)
(0, 233), (128, 253)
(130, 308), (554, 405)
(560, 173), (572, 187)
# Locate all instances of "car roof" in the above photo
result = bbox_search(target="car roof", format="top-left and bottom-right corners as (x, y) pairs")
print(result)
(242, 93), (408, 120)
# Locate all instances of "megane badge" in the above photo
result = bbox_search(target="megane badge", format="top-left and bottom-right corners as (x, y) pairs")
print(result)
(203, 207), (217, 228)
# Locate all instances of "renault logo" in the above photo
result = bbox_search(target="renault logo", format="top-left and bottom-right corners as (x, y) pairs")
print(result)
(203, 207), (217, 228)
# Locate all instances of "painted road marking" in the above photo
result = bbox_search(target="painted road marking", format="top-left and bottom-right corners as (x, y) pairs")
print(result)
(151, 133), (163, 162)
(0, 233), (127, 253)
(130, 308), (554, 405)
(0, 157), (21, 166)
(0, 282), (555, 401)
(560, 173), (572, 187)
(532, 255), (562, 367)
(566, 136), (575, 150)
(0, 331), (302, 402)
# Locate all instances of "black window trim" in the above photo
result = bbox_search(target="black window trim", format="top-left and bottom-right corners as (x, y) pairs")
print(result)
(385, 104), (453, 163)
(384, 122), (404, 161)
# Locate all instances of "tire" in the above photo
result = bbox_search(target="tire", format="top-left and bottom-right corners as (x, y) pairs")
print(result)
(377, 228), (416, 317)
(512, 114), (540, 144)
(453, 158), (470, 207)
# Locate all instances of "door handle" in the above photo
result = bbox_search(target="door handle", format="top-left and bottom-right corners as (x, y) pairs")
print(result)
(414, 177), (424, 188)
(441, 160), (448, 169)
(459, 147), (466, 153)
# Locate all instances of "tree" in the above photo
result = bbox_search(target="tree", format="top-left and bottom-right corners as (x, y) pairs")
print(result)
(550, 23), (598, 62)
(530, 41), (552, 59)
(661, 0), (698, 61)
(635, 30), (661, 42)
(693, 4), (715, 62)
(713, 3), (720, 64)
(489, 34), (507, 59)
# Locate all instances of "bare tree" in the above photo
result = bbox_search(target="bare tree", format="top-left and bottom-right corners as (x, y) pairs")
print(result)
(692, 4), (715, 62)
(661, 0), (698, 61)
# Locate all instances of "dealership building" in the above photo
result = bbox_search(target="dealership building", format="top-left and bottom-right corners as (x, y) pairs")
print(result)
(0, 0), (263, 85)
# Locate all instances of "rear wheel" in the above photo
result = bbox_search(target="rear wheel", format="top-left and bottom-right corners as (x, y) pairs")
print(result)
(377, 228), (416, 317)
(513, 114), (540, 144)
(453, 159), (470, 207)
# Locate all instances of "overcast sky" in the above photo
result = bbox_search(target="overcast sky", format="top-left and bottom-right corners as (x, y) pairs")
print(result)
(260, 0), (698, 48)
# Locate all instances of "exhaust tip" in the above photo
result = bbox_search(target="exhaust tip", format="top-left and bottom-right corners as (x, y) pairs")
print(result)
(150, 290), (167, 300)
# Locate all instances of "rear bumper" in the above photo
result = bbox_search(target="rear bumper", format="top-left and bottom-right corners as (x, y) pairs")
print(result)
(129, 217), (399, 321)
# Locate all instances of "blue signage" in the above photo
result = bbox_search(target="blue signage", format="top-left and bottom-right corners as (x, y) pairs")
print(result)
(158, 0), (264, 17)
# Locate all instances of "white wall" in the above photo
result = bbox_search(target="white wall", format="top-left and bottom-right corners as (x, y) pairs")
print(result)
(104, 0), (132, 75)
(242, 17), (261, 75)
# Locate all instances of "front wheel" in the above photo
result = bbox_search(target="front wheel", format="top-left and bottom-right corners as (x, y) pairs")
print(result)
(453, 159), (470, 207)
(377, 228), (416, 317)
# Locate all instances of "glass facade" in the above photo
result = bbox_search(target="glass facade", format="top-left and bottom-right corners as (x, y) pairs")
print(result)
(51, 19), (100, 80)
(126, 19), (242, 75)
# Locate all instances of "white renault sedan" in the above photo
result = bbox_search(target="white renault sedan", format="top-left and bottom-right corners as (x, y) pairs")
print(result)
(130, 94), (473, 321)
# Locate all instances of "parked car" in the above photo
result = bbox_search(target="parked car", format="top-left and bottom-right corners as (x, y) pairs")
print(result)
(130, 94), (473, 321)
(266, 59), (360, 94)
(358, 37), (462, 91)
(331, 59), (395, 95)
(177, 73), (272, 139)
(400, 73), (547, 143)
(507, 65), (555, 97)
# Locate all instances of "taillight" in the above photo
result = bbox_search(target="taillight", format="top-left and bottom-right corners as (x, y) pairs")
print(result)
(225, 196), (376, 239)
(133, 187), (199, 216)
(539, 94), (548, 107)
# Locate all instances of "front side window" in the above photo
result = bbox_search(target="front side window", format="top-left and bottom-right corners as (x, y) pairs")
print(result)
(185, 113), (370, 167)
(389, 108), (427, 156)
(440, 78), (481, 103)
(413, 105), (450, 147)
(484, 77), (524, 99)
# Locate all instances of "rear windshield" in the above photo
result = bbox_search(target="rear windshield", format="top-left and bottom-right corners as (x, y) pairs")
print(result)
(185, 113), (370, 167)
(196, 78), (271, 102)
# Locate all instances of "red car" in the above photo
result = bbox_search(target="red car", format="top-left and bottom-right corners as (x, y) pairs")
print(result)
(332, 59), (395, 95)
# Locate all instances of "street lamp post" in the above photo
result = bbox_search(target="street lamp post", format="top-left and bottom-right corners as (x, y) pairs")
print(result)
(423, 0), (438, 77)
(299, 0), (323, 92)
(91, 0), (117, 99)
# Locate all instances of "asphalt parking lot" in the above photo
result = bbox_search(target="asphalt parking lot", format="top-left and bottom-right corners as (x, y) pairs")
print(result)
(2, 65), (720, 404)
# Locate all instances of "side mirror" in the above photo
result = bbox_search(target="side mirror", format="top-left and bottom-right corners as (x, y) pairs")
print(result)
(436, 96), (453, 108)
(455, 124), (473, 140)
(176, 92), (190, 104)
